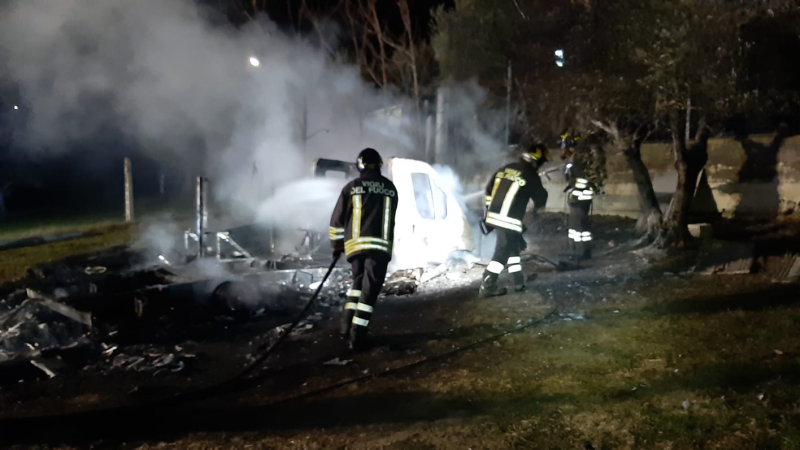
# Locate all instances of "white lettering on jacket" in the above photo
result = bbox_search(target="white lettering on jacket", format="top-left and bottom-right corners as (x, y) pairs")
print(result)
(351, 181), (396, 197)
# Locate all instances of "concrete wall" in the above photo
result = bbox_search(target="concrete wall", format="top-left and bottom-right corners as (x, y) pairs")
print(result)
(463, 134), (800, 219)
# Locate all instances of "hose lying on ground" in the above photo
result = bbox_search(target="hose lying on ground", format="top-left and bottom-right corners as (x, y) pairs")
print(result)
(0, 253), (342, 434)
(0, 256), (561, 444)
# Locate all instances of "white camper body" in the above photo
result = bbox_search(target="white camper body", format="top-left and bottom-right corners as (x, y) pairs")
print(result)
(315, 157), (473, 269)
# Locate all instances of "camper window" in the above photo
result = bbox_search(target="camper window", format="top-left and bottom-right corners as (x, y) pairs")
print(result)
(432, 182), (448, 219)
(411, 173), (435, 220)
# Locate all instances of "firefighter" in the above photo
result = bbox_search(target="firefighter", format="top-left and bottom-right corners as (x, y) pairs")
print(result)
(329, 148), (398, 350)
(479, 144), (549, 297)
(563, 159), (597, 260)
(560, 130), (581, 155)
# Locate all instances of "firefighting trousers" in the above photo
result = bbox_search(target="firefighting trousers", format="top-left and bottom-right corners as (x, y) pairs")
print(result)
(341, 254), (389, 341)
(568, 201), (592, 258)
(482, 229), (527, 289)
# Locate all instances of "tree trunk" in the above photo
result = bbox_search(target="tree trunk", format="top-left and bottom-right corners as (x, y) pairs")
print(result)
(622, 140), (662, 242)
(591, 119), (662, 242)
(657, 111), (709, 248)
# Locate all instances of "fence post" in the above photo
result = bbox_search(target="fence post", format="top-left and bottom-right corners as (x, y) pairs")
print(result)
(196, 176), (208, 258)
(124, 157), (134, 222)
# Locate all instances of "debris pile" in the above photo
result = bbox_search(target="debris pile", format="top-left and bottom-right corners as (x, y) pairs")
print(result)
(110, 350), (192, 374)
(0, 294), (92, 359)
(0, 236), (489, 387)
(773, 254), (800, 284)
(696, 240), (755, 275)
(383, 268), (423, 296)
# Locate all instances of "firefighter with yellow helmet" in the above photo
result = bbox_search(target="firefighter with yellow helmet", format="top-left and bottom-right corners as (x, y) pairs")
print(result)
(479, 144), (549, 297)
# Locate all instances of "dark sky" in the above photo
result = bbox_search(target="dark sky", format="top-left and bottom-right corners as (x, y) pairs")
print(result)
(205, 0), (453, 41)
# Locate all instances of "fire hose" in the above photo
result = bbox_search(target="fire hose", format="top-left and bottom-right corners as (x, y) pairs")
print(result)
(176, 252), (343, 398)
(0, 255), (564, 444)
(1, 301), (560, 446)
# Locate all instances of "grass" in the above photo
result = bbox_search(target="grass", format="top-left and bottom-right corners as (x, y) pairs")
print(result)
(0, 222), (138, 285)
(0, 199), (186, 284)
(148, 276), (799, 450)
(300, 277), (800, 450)
(0, 211), (123, 242)
(0, 208), (798, 448)
(475, 281), (800, 449)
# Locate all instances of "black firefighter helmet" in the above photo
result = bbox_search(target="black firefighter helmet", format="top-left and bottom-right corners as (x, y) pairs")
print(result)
(357, 148), (383, 172)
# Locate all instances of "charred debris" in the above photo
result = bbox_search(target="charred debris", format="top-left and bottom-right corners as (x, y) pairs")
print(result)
(0, 178), (484, 385)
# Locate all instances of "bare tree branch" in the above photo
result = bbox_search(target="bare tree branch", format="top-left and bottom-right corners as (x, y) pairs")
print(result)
(511, 0), (529, 20)
(590, 119), (620, 141)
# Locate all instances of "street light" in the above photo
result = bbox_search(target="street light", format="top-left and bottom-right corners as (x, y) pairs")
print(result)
(249, 56), (260, 67)
(13, 105), (18, 110)
(555, 49), (564, 68)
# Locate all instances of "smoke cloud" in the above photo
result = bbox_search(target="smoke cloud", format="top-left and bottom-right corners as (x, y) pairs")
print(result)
(0, 0), (508, 261)
(0, 0), (423, 216)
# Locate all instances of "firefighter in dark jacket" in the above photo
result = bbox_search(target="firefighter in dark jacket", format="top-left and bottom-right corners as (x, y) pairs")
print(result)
(330, 148), (398, 350)
(480, 144), (549, 297)
(562, 140), (599, 260)
(563, 160), (596, 260)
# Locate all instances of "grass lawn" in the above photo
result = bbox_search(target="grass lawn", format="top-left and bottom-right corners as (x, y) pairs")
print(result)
(0, 198), (190, 284)
(372, 276), (800, 450)
(0, 221), (138, 285)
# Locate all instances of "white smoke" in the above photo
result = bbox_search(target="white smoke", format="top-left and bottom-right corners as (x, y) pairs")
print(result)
(0, 0), (509, 261)
(0, 0), (421, 218)
(254, 177), (343, 232)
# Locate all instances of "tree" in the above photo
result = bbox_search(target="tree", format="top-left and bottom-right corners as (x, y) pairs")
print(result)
(433, 0), (795, 247)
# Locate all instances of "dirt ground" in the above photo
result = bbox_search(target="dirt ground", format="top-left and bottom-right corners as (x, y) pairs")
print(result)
(1, 214), (799, 449)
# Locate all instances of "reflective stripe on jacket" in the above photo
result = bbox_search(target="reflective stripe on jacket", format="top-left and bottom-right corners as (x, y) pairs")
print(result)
(484, 161), (548, 234)
(330, 171), (398, 260)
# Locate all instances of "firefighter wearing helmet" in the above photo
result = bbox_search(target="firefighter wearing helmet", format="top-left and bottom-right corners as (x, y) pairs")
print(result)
(479, 144), (549, 297)
(329, 148), (398, 350)
(561, 137), (598, 260)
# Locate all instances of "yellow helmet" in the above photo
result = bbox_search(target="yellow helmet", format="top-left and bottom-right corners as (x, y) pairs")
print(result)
(522, 144), (549, 163)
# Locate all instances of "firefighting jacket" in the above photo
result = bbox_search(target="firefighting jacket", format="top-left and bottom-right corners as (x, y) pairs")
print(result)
(330, 170), (398, 260)
(564, 162), (597, 206)
(483, 161), (548, 234)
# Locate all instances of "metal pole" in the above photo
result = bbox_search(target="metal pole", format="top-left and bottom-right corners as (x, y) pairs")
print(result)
(424, 99), (432, 162)
(435, 85), (448, 165)
(685, 97), (691, 142)
(159, 172), (165, 196)
(505, 60), (512, 146)
(196, 176), (208, 258)
(124, 157), (134, 222)
(301, 96), (308, 154)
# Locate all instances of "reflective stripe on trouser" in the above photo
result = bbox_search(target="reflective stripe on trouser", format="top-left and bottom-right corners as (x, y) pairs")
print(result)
(482, 229), (526, 289)
(507, 257), (523, 288)
(348, 254), (389, 343)
(568, 202), (592, 257)
(340, 289), (361, 336)
(352, 302), (373, 327)
(344, 289), (361, 312)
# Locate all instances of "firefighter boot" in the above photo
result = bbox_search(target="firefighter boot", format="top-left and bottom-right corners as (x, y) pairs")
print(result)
(339, 308), (355, 338)
(512, 272), (526, 293)
(479, 274), (507, 298)
(349, 325), (371, 352)
(578, 241), (592, 261)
